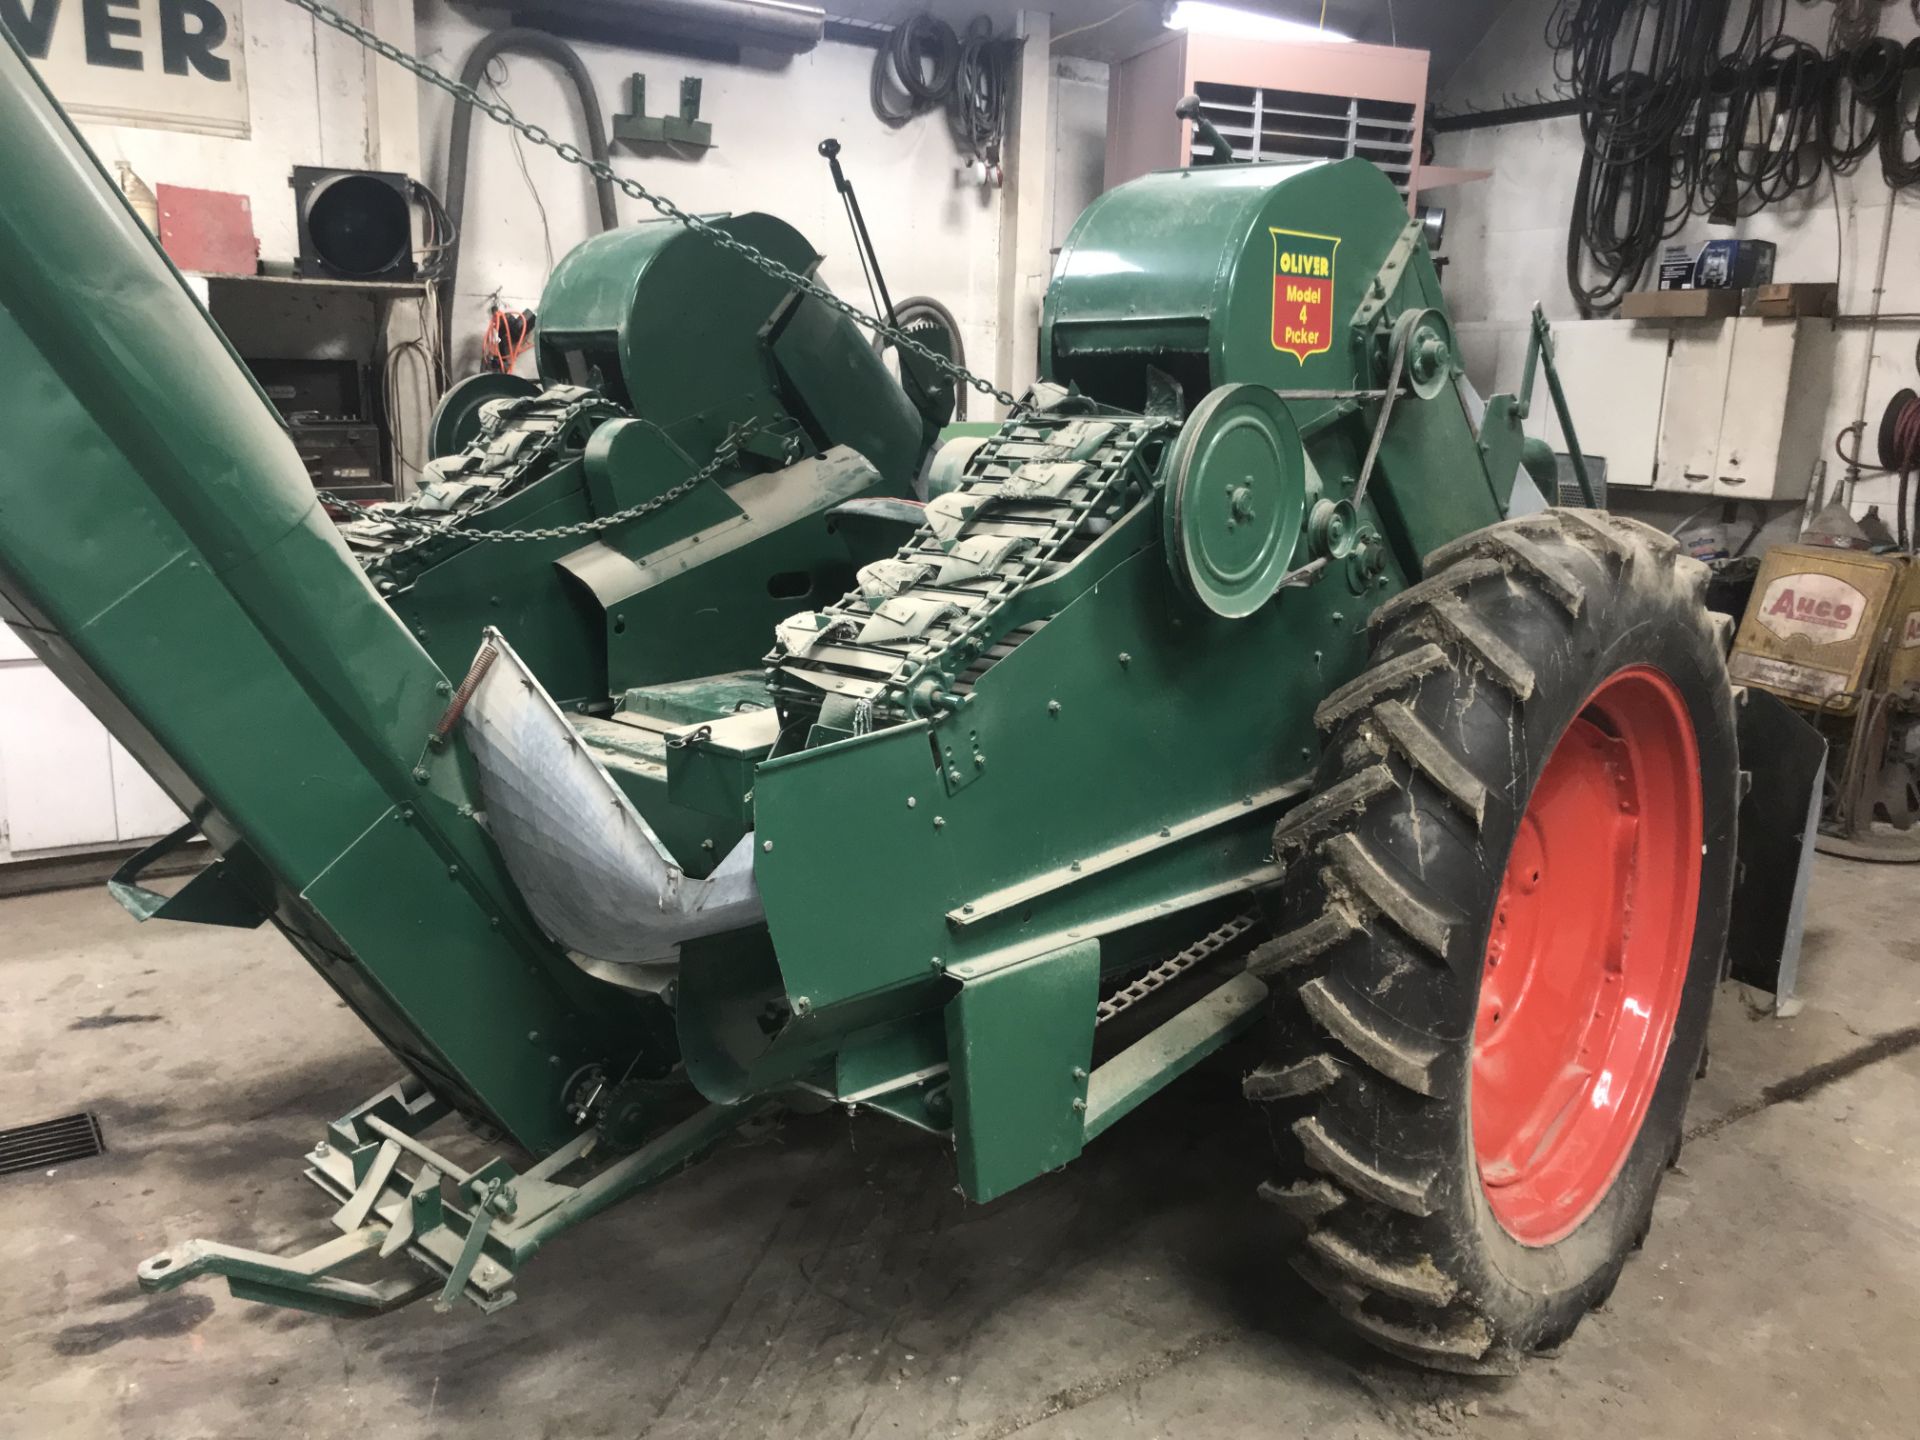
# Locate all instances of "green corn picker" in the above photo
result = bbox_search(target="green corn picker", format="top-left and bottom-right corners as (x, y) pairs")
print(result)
(0, 18), (1772, 1374)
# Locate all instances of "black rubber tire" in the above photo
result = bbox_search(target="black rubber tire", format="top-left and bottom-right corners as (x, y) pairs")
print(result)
(1245, 508), (1738, 1373)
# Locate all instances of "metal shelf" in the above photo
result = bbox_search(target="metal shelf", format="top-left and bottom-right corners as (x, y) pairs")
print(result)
(199, 272), (428, 299)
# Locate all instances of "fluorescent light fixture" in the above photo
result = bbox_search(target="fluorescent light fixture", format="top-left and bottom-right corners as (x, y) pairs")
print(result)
(1164, 1), (1353, 42)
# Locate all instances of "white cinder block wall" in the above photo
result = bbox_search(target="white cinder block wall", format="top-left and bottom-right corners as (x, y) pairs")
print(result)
(1433, 0), (1920, 527)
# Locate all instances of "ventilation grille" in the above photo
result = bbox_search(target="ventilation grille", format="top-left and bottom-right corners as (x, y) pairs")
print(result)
(0, 1111), (106, 1177)
(1193, 82), (1416, 197)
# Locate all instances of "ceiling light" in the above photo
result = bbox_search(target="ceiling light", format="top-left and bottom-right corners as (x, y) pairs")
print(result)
(1163, 1), (1353, 42)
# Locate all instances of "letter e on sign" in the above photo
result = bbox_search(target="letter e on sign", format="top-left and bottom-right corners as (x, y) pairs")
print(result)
(1, 0), (249, 138)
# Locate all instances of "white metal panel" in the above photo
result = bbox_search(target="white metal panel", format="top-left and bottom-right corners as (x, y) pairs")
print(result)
(1543, 321), (1671, 490)
(1712, 318), (1797, 499)
(0, 666), (119, 853)
(0, 623), (31, 663)
(1655, 321), (1737, 494)
(1772, 320), (1840, 504)
(109, 740), (186, 842)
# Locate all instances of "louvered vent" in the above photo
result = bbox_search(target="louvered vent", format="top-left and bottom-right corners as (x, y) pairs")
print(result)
(1192, 81), (1417, 198)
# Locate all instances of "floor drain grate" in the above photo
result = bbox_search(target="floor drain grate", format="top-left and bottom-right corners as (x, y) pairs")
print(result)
(0, 1111), (106, 1177)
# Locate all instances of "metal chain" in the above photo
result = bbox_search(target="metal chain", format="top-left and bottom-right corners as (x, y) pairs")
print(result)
(1096, 911), (1260, 1025)
(281, 0), (1023, 414)
(322, 426), (748, 545)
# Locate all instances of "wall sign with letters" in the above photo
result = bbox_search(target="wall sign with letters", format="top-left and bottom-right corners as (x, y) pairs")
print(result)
(1, 0), (249, 138)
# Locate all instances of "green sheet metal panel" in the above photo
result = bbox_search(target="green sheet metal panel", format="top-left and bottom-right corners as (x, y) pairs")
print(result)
(1043, 156), (1504, 565)
(536, 215), (810, 428)
(943, 938), (1100, 1202)
(749, 527), (1385, 1026)
(1045, 159), (1399, 402)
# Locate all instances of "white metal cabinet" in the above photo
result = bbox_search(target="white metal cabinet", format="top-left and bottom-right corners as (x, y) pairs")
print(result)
(1712, 319), (1835, 500)
(1654, 322), (1736, 494)
(0, 662), (119, 854)
(1541, 322), (1670, 489)
(1651, 318), (1834, 500)
(0, 623), (184, 861)
(1528, 317), (1833, 501)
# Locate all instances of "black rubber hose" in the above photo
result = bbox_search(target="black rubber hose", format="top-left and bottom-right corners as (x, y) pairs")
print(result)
(442, 27), (619, 363)
(891, 15), (959, 106)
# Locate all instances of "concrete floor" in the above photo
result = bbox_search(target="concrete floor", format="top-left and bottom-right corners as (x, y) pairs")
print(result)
(0, 857), (1915, 1440)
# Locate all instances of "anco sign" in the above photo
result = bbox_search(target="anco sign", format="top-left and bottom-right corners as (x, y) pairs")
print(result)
(1755, 572), (1867, 645)
(1, 0), (249, 138)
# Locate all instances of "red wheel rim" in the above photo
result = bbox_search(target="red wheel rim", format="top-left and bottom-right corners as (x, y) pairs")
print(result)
(1471, 666), (1702, 1247)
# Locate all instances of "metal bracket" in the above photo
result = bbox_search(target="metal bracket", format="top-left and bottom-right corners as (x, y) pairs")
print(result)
(943, 939), (1100, 1202)
(136, 1075), (762, 1319)
(1512, 303), (1598, 507)
(934, 721), (987, 795)
(613, 74), (713, 151)
(1349, 218), (1426, 338)
(107, 813), (267, 930)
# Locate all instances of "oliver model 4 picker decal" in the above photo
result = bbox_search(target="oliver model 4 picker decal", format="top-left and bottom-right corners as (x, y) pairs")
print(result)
(1269, 227), (1339, 362)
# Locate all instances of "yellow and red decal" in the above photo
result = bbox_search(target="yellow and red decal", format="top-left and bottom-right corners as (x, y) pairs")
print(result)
(1270, 227), (1340, 363)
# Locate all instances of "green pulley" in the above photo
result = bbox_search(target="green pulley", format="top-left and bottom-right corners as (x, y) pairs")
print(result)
(1161, 384), (1308, 619)
(428, 372), (541, 460)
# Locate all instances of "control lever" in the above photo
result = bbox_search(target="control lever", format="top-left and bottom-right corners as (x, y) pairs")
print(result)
(1176, 93), (1235, 165)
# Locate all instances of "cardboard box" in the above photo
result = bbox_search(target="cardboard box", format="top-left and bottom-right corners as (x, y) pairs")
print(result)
(1744, 282), (1838, 318)
(1621, 287), (1744, 320)
(1658, 244), (1696, 291)
(1694, 238), (1775, 289)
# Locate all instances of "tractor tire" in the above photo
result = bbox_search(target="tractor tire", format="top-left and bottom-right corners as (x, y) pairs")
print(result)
(1246, 509), (1738, 1373)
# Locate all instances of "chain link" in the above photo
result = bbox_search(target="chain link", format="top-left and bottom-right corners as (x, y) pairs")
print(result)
(1095, 911), (1260, 1025)
(281, 0), (1023, 415)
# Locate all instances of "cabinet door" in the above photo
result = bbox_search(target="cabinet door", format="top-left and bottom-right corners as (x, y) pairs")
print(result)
(1542, 322), (1671, 489)
(0, 665), (119, 853)
(1712, 318), (1795, 499)
(1654, 321), (1736, 494)
(109, 740), (185, 842)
